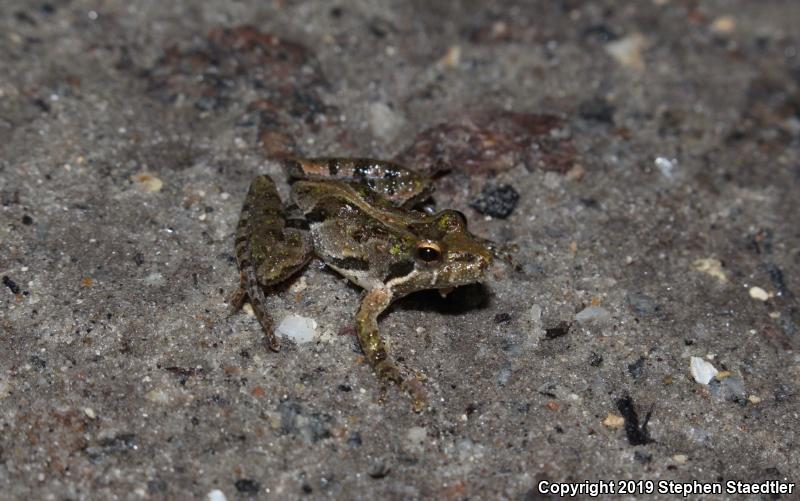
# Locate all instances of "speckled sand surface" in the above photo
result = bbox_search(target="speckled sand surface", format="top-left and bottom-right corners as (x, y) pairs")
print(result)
(1, 1), (799, 499)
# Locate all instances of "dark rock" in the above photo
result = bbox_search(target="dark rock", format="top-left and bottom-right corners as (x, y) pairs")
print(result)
(578, 97), (615, 123)
(470, 184), (520, 219)
(544, 321), (571, 340)
(234, 479), (260, 494)
(494, 312), (512, 324)
(3, 276), (21, 294)
(368, 461), (390, 479)
(627, 357), (646, 379)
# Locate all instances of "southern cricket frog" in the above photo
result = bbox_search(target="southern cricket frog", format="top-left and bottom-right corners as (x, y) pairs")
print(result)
(232, 158), (493, 411)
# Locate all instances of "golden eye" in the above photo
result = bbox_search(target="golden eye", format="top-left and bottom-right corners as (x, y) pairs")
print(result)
(416, 242), (442, 263)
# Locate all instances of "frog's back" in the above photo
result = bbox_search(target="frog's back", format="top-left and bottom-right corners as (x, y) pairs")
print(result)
(290, 179), (417, 289)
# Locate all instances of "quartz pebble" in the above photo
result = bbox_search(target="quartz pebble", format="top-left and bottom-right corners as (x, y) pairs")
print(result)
(690, 357), (718, 385)
(748, 286), (769, 301)
(575, 305), (611, 325)
(276, 315), (318, 343)
(605, 34), (646, 70)
(206, 491), (227, 501)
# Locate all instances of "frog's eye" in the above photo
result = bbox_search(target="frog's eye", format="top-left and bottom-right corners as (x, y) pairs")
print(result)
(416, 242), (442, 263)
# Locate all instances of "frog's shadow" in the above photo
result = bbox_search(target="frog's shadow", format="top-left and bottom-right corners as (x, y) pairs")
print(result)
(314, 266), (492, 315)
(392, 283), (493, 316)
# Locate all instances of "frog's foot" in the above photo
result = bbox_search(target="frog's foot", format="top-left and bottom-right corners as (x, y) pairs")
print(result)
(403, 377), (428, 413)
(375, 360), (428, 413)
(229, 288), (247, 314)
(487, 240), (517, 267)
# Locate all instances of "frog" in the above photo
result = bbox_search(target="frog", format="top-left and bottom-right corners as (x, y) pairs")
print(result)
(231, 157), (493, 411)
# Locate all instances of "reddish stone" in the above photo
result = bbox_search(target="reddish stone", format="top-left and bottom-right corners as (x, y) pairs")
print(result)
(397, 110), (576, 175)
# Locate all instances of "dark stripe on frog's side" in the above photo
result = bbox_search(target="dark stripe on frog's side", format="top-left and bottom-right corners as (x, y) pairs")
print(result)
(327, 256), (370, 272)
(326, 158), (339, 176)
(384, 260), (415, 282)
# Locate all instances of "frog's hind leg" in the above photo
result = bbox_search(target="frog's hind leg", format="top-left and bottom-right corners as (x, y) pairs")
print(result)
(356, 288), (428, 412)
(234, 175), (312, 351)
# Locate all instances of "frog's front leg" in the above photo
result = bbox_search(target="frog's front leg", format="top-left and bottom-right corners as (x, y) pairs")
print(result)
(356, 288), (427, 412)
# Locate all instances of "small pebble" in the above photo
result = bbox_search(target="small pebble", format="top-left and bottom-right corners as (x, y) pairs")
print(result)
(439, 45), (461, 67)
(690, 356), (718, 385)
(710, 15), (736, 34)
(672, 454), (688, 465)
(276, 315), (318, 343)
(602, 413), (625, 428)
(693, 258), (728, 283)
(655, 157), (677, 179)
(84, 407), (97, 419)
(575, 305), (611, 325)
(578, 97), (615, 123)
(132, 172), (164, 193)
(605, 33), (646, 70)
(367, 461), (391, 479)
(207, 490), (227, 501)
(748, 286), (770, 301)
(234, 479), (259, 494)
(748, 395), (762, 404)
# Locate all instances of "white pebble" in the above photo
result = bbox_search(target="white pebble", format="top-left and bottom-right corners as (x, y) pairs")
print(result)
(575, 305), (611, 325)
(748, 286), (770, 301)
(655, 157), (677, 179)
(605, 33), (646, 70)
(276, 315), (318, 343)
(207, 490), (227, 501)
(690, 356), (718, 385)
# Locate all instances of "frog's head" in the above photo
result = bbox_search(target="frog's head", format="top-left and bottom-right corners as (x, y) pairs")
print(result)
(390, 210), (493, 296)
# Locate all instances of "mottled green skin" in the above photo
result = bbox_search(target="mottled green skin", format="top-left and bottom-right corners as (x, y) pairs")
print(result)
(232, 159), (493, 411)
(285, 157), (433, 208)
(231, 176), (311, 350)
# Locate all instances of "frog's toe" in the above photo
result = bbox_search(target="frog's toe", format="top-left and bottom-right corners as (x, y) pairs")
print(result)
(375, 360), (403, 384)
(228, 287), (247, 314)
(404, 378), (428, 413)
(265, 332), (281, 352)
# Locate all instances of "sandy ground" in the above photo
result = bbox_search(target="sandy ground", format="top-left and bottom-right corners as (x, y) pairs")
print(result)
(1, 1), (799, 499)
